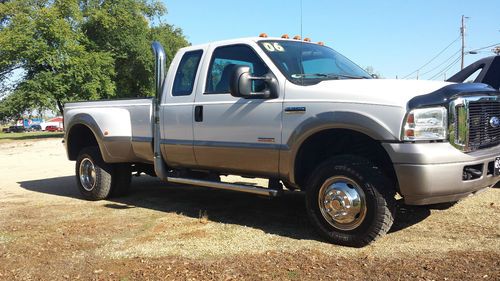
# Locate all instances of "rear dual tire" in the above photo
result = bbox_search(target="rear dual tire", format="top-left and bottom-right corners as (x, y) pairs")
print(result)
(75, 147), (131, 200)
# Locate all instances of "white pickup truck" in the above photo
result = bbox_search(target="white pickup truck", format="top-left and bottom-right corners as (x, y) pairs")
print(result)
(64, 36), (500, 247)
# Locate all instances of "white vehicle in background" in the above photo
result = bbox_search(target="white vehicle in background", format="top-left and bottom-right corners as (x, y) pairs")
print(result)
(63, 35), (500, 247)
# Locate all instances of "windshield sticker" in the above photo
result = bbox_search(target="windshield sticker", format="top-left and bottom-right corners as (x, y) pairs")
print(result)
(262, 42), (285, 52)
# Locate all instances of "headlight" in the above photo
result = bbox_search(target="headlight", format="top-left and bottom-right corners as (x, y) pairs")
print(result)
(403, 107), (447, 141)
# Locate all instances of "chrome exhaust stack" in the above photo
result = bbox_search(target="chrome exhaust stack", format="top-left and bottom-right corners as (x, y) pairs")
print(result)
(151, 41), (169, 180)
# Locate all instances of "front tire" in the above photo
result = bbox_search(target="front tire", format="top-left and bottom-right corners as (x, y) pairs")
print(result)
(75, 147), (114, 200)
(306, 155), (396, 247)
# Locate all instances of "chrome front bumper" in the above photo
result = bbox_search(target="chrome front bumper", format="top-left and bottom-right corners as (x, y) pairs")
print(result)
(383, 142), (500, 205)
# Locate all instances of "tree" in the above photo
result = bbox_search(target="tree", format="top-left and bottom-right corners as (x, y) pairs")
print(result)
(0, 0), (188, 119)
(364, 66), (383, 78)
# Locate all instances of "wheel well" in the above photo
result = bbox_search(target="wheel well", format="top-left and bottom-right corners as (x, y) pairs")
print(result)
(294, 129), (398, 190)
(67, 124), (99, 160)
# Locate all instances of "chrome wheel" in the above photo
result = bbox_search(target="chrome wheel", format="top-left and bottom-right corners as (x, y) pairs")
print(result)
(79, 158), (97, 191)
(318, 176), (367, 231)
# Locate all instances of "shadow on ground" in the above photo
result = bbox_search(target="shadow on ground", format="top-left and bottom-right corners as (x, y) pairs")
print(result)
(18, 175), (446, 241)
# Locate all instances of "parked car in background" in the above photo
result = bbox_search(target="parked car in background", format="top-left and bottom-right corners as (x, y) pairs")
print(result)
(27, 125), (42, 132)
(6, 126), (26, 133)
(45, 125), (60, 132)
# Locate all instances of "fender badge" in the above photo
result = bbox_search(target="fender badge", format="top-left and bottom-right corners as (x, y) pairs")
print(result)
(490, 116), (500, 128)
(258, 137), (275, 143)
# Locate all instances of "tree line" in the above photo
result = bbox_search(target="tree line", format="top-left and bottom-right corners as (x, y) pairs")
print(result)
(0, 0), (189, 121)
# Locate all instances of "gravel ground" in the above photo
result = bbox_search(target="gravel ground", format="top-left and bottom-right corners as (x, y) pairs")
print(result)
(0, 138), (499, 280)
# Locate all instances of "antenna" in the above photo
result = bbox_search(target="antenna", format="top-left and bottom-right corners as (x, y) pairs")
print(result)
(299, 0), (304, 85)
(300, 0), (303, 39)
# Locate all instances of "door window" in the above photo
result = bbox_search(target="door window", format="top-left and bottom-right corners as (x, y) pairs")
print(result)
(172, 50), (203, 96)
(205, 45), (268, 94)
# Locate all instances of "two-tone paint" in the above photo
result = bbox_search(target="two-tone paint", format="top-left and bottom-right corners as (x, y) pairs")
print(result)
(64, 37), (500, 206)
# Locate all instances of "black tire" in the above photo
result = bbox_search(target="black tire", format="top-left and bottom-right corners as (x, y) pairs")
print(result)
(75, 146), (113, 200)
(306, 155), (396, 247)
(111, 163), (132, 197)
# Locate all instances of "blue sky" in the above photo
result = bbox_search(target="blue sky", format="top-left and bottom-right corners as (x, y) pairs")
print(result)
(163, 0), (499, 80)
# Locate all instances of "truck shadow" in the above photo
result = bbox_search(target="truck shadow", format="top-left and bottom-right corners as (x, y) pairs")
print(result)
(18, 175), (433, 241)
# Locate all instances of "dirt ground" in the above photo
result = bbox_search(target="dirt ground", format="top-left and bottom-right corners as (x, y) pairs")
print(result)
(0, 138), (499, 280)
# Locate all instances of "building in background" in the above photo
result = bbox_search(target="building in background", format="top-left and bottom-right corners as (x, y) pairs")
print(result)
(41, 117), (63, 130)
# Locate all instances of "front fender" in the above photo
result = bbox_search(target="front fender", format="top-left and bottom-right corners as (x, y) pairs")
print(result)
(280, 111), (399, 184)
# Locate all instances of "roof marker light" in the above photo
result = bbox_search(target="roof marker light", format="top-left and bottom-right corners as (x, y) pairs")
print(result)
(281, 34), (289, 39)
(293, 35), (301, 40)
(304, 38), (311, 42)
(317, 41), (325, 46)
(259, 33), (268, 38)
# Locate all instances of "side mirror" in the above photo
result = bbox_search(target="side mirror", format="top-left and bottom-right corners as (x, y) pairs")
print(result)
(229, 65), (278, 99)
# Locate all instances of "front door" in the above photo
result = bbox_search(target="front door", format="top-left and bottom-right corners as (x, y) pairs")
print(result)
(193, 44), (283, 176)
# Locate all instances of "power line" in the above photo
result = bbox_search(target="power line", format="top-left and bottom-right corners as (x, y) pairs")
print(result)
(402, 36), (461, 79)
(429, 57), (460, 80)
(429, 56), (461, 80)
(469, 42), (500, 52)
(420, 49), (461, 78)
(425, 43), (500, 80)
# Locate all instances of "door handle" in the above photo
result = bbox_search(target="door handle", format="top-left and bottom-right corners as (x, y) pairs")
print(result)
(195, 105), (203, 122)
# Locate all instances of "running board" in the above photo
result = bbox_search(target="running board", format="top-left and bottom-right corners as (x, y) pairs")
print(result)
(166, 177), (279, 197)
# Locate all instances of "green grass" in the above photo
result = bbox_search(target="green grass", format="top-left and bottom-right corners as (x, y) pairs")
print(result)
(0, 131), (64, 142)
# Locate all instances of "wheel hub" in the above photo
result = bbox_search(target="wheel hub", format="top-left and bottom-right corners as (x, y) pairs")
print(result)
(79, 158), (97, 191)
(319, 176), (367, 230)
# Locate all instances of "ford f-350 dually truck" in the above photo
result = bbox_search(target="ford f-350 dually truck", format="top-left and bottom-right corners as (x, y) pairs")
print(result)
(64, 36), (500, 247)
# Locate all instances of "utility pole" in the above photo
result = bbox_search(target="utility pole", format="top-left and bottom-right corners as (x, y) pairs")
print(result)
(460, 15), (468, 70)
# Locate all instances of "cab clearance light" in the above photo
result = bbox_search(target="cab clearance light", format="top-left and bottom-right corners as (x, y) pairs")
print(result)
(259, 33), (325, 46)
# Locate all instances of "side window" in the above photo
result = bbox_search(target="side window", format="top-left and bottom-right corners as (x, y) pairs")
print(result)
(205, 45), (268, 94)
(172, 50), (203, 96)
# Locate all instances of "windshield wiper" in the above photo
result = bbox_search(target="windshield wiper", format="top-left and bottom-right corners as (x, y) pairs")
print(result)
(291, 73), (370, 79)
(325, 73), (370, 79)
(291, 73), (329, 78)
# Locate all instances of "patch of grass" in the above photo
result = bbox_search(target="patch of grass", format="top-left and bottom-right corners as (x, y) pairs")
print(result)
(0, 231), (14, 243)
(0, 131), (63, 142)
(287, 270), (300, 279)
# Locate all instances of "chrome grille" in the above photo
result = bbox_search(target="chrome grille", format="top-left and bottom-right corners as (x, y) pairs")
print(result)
(449, 96), (500, 152)
(468, 101), (500, 150)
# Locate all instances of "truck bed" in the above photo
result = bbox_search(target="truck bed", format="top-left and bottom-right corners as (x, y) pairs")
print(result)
(64, 98), (154, 163)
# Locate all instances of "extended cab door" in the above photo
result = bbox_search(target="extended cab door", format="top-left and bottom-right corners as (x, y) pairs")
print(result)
(161, 49), (205, 167)
(192, 43), (284, 176)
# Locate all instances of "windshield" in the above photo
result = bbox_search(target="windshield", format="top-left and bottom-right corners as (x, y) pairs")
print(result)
(258, 40), (371, 84)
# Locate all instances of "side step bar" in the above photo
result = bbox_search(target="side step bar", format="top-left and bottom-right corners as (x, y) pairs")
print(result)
(166, 177), (279, 197)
